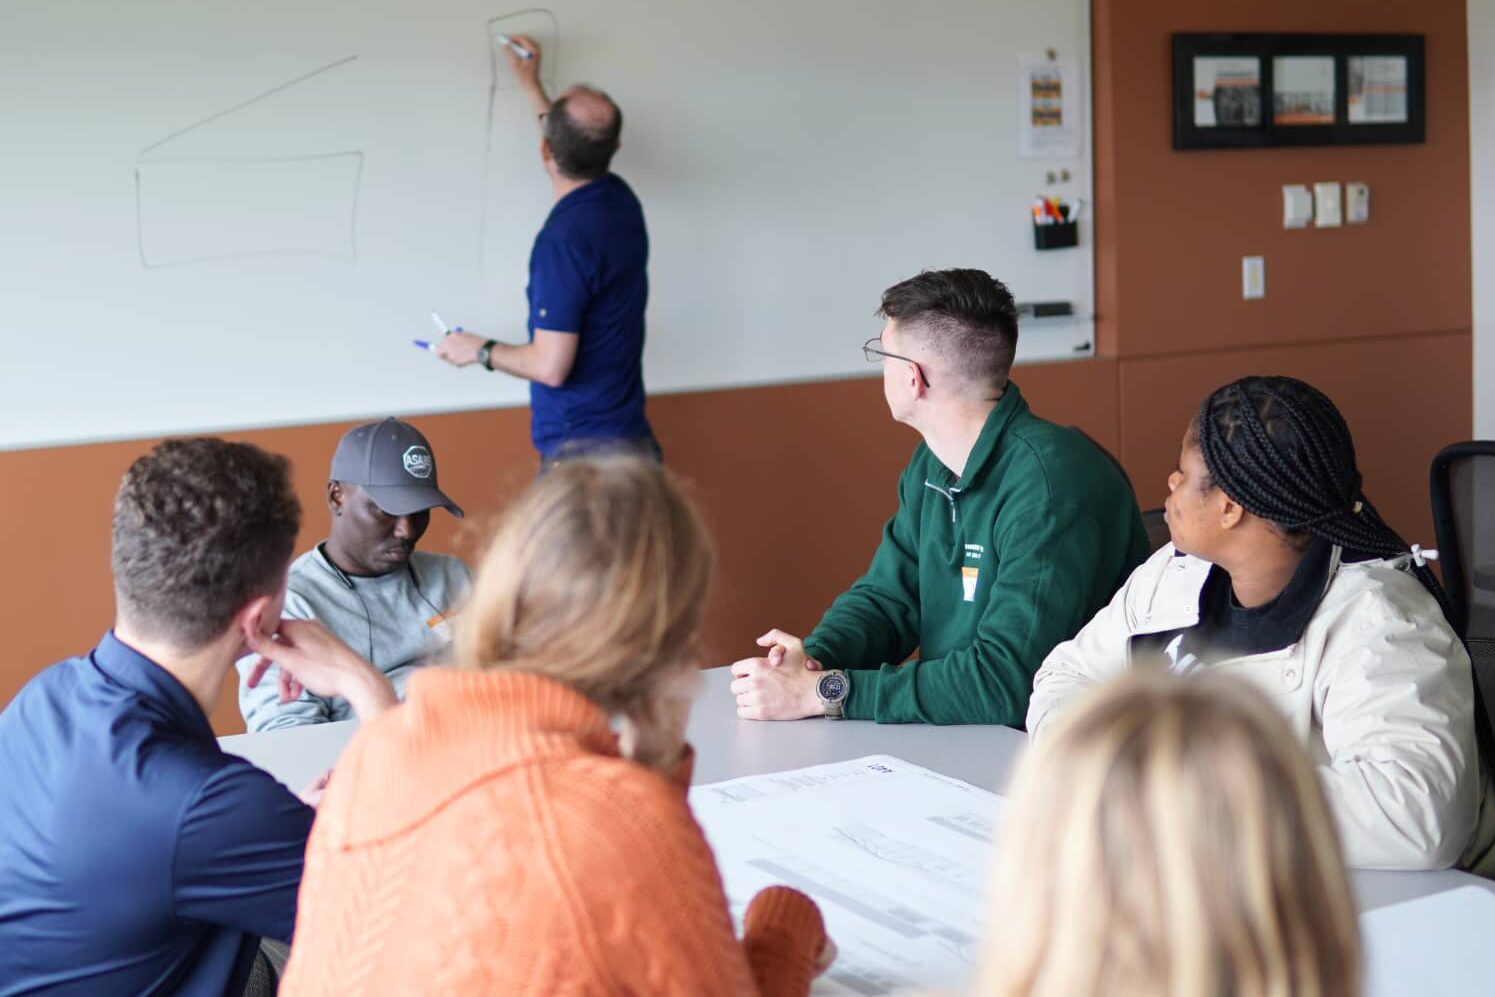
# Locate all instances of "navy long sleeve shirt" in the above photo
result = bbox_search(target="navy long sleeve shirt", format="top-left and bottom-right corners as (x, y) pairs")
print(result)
(0, 632), (314, 995)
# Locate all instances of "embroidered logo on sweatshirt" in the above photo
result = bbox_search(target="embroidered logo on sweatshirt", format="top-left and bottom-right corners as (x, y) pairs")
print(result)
(962, 544), (984, 602)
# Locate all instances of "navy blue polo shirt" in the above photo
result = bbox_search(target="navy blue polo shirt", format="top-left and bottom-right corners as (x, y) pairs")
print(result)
(0, 633), (313, 996)
(526, 172), (652, 455)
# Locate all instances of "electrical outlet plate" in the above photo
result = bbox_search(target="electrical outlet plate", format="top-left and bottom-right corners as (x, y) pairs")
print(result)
(1346, 182), (1370, 224)
(1283, 185), (1314, 229)
(1242, 256), (1265, 300)
(1314, 181), (1343, 227)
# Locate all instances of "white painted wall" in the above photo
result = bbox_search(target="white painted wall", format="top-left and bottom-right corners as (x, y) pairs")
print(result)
(1473, 0), (1495, 437)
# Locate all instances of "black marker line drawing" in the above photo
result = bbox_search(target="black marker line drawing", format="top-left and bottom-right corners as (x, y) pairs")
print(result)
(135, 56), (363, 269)
(138, 55), (360, 156)
(481, 9), (559, 261)
(136, 151), (363, 269)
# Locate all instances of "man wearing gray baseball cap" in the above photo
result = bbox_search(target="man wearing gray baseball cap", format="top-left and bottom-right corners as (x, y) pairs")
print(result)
(237, 418), (472, 731)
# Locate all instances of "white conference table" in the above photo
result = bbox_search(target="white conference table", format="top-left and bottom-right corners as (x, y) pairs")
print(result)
(220, 665), (1495, 920)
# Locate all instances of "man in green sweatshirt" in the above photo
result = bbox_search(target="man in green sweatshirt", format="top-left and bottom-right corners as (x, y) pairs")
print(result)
(730, 269), (1148, 725)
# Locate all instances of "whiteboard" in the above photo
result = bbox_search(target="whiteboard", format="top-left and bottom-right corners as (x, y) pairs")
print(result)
(0, 0), (1093, 450)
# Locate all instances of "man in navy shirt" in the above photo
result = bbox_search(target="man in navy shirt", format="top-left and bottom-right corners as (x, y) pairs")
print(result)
(437, 35), (656, 463)
(0, 438), (397, 995)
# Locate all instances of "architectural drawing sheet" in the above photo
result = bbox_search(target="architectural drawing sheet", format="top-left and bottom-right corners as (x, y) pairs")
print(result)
(690, 756), (1005, 995)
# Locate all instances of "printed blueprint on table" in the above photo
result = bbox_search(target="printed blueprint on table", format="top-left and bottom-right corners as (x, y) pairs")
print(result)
(690, 756), (1006, 995)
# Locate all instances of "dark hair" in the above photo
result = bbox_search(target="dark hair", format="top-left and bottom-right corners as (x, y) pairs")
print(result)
(1193, 376), (1449, 616)
(112, 438), (301, 649)
(544, 87), (622, 180)
(878, 268), (1019, 391)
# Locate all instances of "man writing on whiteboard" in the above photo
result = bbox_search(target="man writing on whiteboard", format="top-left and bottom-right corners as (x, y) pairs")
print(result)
(435, 36), (658, 465)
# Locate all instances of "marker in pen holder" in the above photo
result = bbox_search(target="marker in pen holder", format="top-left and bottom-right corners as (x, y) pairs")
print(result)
(1033, 220), (1078, 250)
(1031, 196), (1082, 251)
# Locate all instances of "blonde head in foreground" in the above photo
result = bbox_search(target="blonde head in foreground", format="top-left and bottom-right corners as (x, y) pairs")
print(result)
(979, 669), (1358, 997)
(451, 458), (713, 764)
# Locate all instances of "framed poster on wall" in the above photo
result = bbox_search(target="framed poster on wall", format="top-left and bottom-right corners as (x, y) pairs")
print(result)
(1172, 33), (1424, 150)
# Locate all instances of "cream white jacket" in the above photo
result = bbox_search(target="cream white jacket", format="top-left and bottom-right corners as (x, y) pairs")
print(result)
(1028, 543), (1495, 874)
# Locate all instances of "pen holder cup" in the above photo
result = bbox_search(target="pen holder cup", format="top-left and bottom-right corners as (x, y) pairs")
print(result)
(1033, 221), (1078, 250)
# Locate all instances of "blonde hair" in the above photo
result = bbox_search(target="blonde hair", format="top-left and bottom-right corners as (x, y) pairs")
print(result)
(979, 670), (1358, 997)
(452, 458), (713, 719)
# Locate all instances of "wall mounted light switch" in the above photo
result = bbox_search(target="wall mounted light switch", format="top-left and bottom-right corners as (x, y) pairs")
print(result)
(1283, 185), (1313, 229)
(1243, 255), (1265, 300)
(1314, 181), (1343, 227)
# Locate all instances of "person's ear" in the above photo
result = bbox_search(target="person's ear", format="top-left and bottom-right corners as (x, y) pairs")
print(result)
(232, 592), (278, 654)
(1219, 495), (1247, 531)
(906, 360), (926, 399)
(327, 480), (343, 516)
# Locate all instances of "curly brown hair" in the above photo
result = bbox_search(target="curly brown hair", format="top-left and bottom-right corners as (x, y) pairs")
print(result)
(112, 438), (301, 649)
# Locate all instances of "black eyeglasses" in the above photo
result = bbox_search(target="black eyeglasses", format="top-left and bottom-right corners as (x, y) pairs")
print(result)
(863, 337), (931, 388)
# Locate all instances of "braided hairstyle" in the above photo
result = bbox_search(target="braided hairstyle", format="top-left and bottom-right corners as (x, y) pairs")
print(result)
(1193, 375), (1450, 618)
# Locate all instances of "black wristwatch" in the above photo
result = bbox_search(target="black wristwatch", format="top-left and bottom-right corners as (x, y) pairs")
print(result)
(816, 669), (850, 720)
(476, 339), (498, 371)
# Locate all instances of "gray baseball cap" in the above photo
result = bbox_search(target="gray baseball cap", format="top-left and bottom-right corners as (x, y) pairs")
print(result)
(330, 418), (464, 518)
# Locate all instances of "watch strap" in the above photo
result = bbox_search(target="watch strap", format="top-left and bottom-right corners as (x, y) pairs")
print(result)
(478, 339), (498, 371)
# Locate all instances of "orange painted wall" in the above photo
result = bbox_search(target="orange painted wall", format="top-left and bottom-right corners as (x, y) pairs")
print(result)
(0, 0), (1474, 735)
(1093, 0), (1472, 537)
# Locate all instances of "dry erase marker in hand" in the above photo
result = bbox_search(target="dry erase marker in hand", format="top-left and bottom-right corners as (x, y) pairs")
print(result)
(494, 34), (534, 60)
(413, 339), (439, 353)
(430, 312), (451, 336)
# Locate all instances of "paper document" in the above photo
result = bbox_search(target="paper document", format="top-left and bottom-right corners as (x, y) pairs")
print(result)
(691, 755), (1004, 995)
(1018, 57), (1082, 159)
(1360, 885), (1495, 996)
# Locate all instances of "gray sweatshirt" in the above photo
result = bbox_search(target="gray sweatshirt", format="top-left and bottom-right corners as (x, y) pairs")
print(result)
(236, 545), (471, 732)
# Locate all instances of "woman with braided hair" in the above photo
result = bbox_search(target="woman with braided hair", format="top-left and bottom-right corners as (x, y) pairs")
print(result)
(1028, 375), (1495, 874)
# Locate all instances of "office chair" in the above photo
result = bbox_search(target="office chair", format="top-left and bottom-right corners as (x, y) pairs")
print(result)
(1430, 441), (1495, 768)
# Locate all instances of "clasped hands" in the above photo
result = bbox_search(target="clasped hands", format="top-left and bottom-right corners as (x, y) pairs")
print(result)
(730, 629), (827, 720)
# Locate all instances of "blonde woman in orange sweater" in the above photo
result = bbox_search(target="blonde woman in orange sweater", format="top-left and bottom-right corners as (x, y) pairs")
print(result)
(280, 458), (829, 996)
(977, 669), (1359, 997)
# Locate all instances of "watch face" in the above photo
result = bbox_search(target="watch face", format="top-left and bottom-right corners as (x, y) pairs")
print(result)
(817, 672), (847, 703)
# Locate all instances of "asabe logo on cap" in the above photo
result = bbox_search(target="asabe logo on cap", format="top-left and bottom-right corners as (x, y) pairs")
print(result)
(402, 445), (434, 480)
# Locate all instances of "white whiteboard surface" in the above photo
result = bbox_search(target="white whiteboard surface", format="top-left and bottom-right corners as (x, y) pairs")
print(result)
(0, 0), (1093, 451)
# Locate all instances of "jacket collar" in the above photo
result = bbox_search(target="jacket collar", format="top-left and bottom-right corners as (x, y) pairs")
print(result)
(325, 668), (620, 846)
(1136, 544), (1344, 650)
(90, 630), (216, 744)
(936, 380), (1028, 490)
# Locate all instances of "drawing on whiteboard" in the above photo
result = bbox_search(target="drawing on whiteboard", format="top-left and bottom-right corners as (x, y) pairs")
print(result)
(481, 9), (560, 261)
(138, 55), (359, 156)
(135, 56), (363, 268)
(136, 152), (363, 268)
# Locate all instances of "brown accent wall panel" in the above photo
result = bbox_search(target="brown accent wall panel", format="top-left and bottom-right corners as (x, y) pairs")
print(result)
(1092, 0), (1472, 360)
(1117, 332), (1472, 542)
(0, 358), (1118, 735)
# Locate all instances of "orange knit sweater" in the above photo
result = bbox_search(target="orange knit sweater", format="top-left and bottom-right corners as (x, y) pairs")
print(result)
(279, 668), (826, 996)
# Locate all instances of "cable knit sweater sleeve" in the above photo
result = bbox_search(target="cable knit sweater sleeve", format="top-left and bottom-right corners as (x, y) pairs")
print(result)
(538, 758), (827, 996)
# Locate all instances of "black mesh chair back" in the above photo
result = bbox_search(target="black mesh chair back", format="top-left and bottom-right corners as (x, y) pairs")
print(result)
(1430, 441), (1495, 769)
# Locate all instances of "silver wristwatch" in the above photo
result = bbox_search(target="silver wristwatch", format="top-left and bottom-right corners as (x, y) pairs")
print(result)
(816, 669), (850, 720)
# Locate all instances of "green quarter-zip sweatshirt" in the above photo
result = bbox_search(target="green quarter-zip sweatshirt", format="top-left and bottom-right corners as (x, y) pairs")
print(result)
(802, 382), (1149, 725)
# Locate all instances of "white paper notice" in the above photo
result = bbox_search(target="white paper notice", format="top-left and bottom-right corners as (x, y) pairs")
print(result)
(691, 755), (1004, 995)
(1018, 57), (1082, 159)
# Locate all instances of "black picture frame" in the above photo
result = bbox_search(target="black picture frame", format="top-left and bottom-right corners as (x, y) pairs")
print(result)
(1172, 33), (1425, 150)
